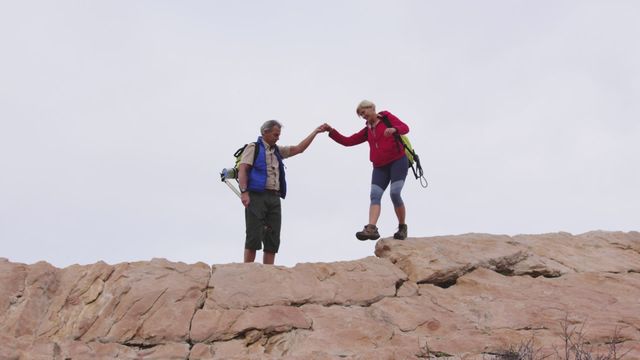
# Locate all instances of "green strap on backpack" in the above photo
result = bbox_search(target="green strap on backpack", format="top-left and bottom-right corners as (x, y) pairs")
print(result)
(379, 115), (428, 188)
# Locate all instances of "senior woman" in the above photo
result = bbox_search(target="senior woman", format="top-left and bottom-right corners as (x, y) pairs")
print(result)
(323, 100), (410, 240)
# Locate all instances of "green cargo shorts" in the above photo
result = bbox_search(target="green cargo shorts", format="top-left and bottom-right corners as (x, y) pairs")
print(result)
(245, 191), (282, 253)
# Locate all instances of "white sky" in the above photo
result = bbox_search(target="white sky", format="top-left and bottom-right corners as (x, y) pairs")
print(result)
(1, 1), (639, 268)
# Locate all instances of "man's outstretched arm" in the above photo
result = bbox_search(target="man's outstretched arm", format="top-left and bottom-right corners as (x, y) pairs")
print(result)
(288, 125), (327, 157)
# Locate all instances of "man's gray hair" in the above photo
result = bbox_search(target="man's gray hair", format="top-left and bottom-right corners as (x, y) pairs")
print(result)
(261, 120), (283, 134)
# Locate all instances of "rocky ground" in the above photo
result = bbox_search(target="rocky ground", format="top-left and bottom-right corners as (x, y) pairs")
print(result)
(1, 231), (639, 359)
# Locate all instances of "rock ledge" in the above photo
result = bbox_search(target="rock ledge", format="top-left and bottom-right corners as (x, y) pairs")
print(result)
(2, 231), (639, 359)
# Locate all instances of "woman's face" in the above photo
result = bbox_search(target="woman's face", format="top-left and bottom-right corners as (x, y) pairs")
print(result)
(358, 107), (377, 123)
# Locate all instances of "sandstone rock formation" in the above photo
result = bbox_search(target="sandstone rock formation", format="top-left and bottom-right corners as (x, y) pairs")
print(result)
(1, 231), (639, 359)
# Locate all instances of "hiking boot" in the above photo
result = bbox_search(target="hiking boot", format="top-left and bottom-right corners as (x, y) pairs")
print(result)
(356, 224), (380, 241)
(394, 224), (408, 240)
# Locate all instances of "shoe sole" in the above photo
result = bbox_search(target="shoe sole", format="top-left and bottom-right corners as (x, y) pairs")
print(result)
(393, 234), (407, 240)
(356, 233), (380, 241)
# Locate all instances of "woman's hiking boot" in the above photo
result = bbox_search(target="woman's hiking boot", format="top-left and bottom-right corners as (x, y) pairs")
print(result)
(356, 224), (380, 241)
(394, 224), (408, 240)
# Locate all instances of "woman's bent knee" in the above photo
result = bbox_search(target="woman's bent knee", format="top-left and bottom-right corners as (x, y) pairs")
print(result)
(389, 180), (405, 207)
(370, 184), (384, 205)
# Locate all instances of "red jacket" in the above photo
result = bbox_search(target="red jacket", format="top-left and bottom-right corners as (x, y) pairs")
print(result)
(329, 110), (410, 167)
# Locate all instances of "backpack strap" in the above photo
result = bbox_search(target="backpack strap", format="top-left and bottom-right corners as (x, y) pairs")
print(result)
(233, 144), (247, 158)
(380, 113), (428, 187)
(234, 142), (260, 165)
(252, 141), (259, 166)
(380, 113), (403, 152)
(379, 114), (393, 128)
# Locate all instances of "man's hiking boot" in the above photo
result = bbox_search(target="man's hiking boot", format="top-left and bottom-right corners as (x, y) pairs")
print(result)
(356, 224), (380, 241)
(394, 224), (408, 240)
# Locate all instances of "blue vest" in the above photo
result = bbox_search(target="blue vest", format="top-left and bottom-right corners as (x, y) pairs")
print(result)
(247, 137), (287, 199)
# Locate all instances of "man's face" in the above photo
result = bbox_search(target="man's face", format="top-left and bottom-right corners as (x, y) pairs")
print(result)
(263, 126), (281, 146)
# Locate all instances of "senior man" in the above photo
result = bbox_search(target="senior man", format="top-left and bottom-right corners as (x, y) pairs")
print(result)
(237, 120), (327, 264)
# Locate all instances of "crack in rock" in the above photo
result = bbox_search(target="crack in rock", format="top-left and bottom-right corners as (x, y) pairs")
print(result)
(188, 267), (211, 344)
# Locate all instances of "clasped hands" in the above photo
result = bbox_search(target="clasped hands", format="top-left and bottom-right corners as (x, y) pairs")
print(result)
(316, 123), (333, 133)
(316, 123), (396, 137)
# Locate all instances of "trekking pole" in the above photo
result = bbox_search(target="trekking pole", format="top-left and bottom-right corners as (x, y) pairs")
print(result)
(224, 179), (242, 197)
(220, 168), (242, 197)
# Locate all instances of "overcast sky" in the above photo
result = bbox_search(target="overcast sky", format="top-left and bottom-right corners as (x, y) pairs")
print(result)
(1, 1), (639, 268)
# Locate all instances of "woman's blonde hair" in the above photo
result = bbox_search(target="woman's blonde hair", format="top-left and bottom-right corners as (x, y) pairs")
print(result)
(356, 100), (376, 115)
